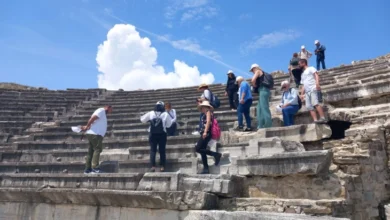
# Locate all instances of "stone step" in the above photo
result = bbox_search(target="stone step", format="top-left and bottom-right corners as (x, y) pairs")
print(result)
(28, 110), (58, 117)
(0, 173), (244, 197)
(219, 198), (349, 217)
(0, 158), (197, 174)
(13, 135), (200, 150)
(222, 150), (332, 176)
(324, 78), (390, 103)
(329, 103), (390, 121)
(0, 115), (51, 122)
(0, 110), (25, 117)
(1, 144), (196, 163)
(0, 188), (217, 210)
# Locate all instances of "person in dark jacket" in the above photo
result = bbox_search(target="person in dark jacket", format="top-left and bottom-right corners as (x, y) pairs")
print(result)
(224, 70), (239, 111)
(314, 40), (326, 70)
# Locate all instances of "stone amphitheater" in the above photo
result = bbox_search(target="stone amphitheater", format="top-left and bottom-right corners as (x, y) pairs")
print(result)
(0, 54), (390, 220)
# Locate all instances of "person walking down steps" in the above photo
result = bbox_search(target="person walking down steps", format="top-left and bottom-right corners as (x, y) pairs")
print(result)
(140, 101), (173, 172)
(195, 101), (222, 174)
(81, 105), (113, 174)
(225, 70), (239, 111)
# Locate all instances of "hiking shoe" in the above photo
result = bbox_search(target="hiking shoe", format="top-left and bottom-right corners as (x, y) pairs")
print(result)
(244, 128), (252, 132)
(192, 131), (200, 135)
(149, 167), (156, 173)
(214, 153), (222, 166)
(91, 168), (101, 174)
(200, 169), (210, 174)
(84, 168), (92, 174)
(234, 126), (244, 131)
(315, 118), (328, 124)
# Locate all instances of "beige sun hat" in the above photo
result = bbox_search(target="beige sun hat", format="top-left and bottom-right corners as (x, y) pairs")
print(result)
(198, 83), (209, 91)
(197, 100), (214, 111)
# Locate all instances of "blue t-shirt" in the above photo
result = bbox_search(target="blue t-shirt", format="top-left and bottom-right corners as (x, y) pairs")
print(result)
(239, 81), (253, 102)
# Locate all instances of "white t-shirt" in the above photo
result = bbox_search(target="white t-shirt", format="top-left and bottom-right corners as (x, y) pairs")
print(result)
(86, 108), (107, 136)
(299, 50), (312, 60)
(166, 109), (177, 123)
(201, 89), (212, 101)
(140, 111), (173, 133)
(301, 66), (318, 93)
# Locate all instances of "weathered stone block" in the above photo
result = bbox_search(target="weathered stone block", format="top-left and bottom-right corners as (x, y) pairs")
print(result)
(231, 150), (332, 176)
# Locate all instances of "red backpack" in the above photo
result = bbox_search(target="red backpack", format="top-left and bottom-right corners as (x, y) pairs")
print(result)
(211, 117), (221, 140)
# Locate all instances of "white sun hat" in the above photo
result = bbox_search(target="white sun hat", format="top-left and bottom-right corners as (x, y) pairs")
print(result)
(249, 63), (260, 72)
(301, 45), (305, 49)
(227, 70), (234, 74)
(314, 40), (320, 44)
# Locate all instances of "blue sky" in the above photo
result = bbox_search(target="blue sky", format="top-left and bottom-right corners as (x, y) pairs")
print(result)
(1, 0), (389, 90)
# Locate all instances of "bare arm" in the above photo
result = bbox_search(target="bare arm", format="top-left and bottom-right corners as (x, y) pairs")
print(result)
(314, 72), (321, 89)
(251, 69), (263, 85)
(82, 115), (99, 130)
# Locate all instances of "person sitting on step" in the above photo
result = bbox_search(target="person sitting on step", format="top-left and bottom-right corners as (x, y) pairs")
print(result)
(165, 102), (177, 136)
(279, 80), (300, 126)
(81, 105), (113, 174)
(140, 101), (173, 172)
(195, 101), (222, 174)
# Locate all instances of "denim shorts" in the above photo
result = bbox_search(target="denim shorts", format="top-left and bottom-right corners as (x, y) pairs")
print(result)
(306, 90), (322, 110)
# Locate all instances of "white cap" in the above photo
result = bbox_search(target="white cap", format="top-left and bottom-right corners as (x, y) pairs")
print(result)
(156, 101), (164, 106)
(301, 45), (305, 49)
(314, 40), (320, 44)
(227, 70), (233, 74)
(249, 63), (260, 72)
(236, 76), (244, 82)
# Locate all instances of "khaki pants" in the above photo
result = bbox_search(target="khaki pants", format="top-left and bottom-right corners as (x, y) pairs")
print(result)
(85, 134), (103, 169)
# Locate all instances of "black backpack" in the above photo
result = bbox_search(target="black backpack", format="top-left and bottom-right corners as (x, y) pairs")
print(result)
(207, 90), (221, 108)
(283, 88), (302, 110)
(149, 112), (165, 134)
(256, 71), (274, 90)
(290, 57), (300, 66)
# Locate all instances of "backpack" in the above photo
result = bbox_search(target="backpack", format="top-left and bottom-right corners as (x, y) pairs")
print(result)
(290, 57), (300, 66)
(209, 91), (221, 108)
(149, 112), (165, 134)
(256, 71), (274, 89)
(211, 116), (221, 140)
(283, 88), (302, 110)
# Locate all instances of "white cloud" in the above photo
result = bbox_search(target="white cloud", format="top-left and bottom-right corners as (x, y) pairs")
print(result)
(96, 24), (215, 90)
(181, 6), (217, 23)
(241, 29), (301, 54)
(165, 0), (209, 19)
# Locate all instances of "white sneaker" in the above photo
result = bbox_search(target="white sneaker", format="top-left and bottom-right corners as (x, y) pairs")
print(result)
(192, 131), (200, 135)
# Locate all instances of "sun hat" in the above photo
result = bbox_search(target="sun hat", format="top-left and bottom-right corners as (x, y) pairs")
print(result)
(314, 40), (320, 44)
(280, 80), (289, 90)
(197, 100), (214, 111)
(301, 45), (305, 49)
(227, 70), (234, 74)
(249, 64), (260, 72)
(198, 83), (209, 91)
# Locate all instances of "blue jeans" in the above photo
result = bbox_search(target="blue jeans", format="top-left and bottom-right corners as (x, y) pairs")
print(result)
(238, 99), (252, 128)
(316, 58), (326, 70)
(282, 105), (299, 126)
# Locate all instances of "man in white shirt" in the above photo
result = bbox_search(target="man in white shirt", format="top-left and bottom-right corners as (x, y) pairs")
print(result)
(81, 105), (112, 174)
(299, 59), (327, 123)
(298, 45), (313, 63)
(140, 101), (172, 172)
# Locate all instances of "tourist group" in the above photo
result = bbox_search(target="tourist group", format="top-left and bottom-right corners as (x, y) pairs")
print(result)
(79, 40), (327, 174)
